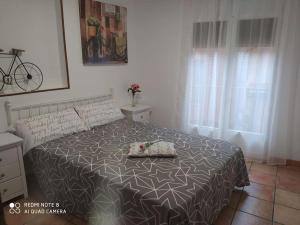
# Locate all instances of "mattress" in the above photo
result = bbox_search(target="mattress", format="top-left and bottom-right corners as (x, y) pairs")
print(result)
(25, 118), (249, 225)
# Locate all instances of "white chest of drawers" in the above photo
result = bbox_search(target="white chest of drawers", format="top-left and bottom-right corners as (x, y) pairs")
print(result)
(0, 133), (28, 202)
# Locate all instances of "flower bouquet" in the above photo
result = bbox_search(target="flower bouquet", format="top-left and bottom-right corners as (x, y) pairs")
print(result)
(128, 83), (141, 107)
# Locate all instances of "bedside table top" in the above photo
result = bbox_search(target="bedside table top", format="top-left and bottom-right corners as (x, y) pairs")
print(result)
(121, 105), (151, 113)
(0, 132), (23, 150)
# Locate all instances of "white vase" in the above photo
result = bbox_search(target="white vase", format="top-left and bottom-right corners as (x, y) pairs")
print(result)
(131, 95), (136, 107)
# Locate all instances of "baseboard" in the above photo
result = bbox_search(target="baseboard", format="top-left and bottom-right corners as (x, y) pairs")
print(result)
(286, 159), (300, 167)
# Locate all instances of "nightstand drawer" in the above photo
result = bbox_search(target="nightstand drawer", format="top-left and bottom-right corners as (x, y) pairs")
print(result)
(0, 177), (23, 201)
(133, 111), (150, 123)
(0, 162), (21, 183)
(0, 133), (27, 201)
(0, 147), (18, 167)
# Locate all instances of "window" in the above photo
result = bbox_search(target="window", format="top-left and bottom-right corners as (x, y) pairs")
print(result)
(193, 21), (227, 48)
(190, 18), (277, 134)
(190, 21), (227, 128)
(237, 18), (277, 47)
(229, 18), (277, 133)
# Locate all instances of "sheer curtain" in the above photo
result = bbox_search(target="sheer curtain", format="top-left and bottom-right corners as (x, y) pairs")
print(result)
(176, 0), (300, 164)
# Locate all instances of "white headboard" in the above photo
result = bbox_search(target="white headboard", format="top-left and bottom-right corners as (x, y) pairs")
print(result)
(5, 88), (114, 128)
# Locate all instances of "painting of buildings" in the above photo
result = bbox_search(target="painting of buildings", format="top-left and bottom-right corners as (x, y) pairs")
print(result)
(79, 0), (127, 64)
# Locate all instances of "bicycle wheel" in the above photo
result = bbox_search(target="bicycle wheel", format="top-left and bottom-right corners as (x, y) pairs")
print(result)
(14, 62), (43, 91)
(0, 70), (5, 92)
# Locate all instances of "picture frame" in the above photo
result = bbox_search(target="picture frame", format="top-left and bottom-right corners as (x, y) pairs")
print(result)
(79, 0), (128, 65)
(0, 0), (70, 97)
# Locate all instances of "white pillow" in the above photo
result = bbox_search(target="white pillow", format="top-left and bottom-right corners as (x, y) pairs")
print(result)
(16, 108), (88, 153)
(74, 100), (125, 128)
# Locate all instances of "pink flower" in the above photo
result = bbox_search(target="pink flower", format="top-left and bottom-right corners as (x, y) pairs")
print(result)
(131, 83), (140, 90)
(139, 144), (145, 151)
(128, 83), (142, 95)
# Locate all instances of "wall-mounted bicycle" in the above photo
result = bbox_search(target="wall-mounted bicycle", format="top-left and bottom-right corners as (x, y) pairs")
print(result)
(0, 48), (43, 92)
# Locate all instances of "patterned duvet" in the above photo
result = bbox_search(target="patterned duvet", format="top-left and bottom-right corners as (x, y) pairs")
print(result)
(25, 118), (249, 225)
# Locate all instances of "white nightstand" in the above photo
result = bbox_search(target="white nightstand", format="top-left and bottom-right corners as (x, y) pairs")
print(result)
(121, 105), (152, 123)
(0, 133), (28, 202)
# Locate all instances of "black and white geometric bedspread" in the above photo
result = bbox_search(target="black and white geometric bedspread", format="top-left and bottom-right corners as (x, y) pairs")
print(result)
(25, 118), (249, 225)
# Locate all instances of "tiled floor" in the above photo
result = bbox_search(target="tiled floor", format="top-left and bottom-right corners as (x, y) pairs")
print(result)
(3, 161), (300, 225)
(214, 162), (300, 225)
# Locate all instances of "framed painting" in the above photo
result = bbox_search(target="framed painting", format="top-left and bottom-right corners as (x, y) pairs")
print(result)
(0, 0), (69, 97)
(79, 0), (128, 64)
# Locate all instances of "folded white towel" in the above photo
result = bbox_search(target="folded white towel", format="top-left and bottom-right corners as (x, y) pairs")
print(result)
(128, 141), (176, 158)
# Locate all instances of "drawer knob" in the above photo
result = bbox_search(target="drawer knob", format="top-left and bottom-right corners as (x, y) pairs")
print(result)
(0, 158), (2, 162)
(0, 174), (4, 179)
(3, 188), (8, 194)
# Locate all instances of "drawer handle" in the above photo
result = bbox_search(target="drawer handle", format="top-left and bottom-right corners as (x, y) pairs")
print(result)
(141, 115), (144, 119)
(0, 174), (4, 179)
(3, 188), (8, 194)
(0, 158), (2, 162)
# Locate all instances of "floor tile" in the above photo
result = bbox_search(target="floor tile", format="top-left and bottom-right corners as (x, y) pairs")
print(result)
(249, 171), (276, 187)
(231, 211), (272, 225)
(238, 195), (273, 220)
(274, 204), (300, 225)
(277, 167), (300, 180)
(70, 216), (88, 225)
(275, 189), (300, 209)
(276, 175), (300, 194)
(243, 182), (274, 202)
(286, 165), (300, 172)
(213, 206), (235, 225)
(251, 163), (277, 176)
(27, 214), (73, 225)
(27, 190), (47, 202)
(229, 190), (242, 209)
(4, 204), (39, 225)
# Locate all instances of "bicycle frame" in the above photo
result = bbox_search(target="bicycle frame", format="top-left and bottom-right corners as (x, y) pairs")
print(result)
(0, 52), (29, 76)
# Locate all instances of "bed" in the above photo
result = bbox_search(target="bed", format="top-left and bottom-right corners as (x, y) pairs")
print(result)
(5, 90), (249, 225)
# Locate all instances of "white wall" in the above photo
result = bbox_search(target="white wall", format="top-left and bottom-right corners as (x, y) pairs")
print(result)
(130, 0), (182, 128)
(0, 0), (138, 131)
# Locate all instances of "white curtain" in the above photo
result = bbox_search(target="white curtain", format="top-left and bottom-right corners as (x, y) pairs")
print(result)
(176, 0), (300, 164)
